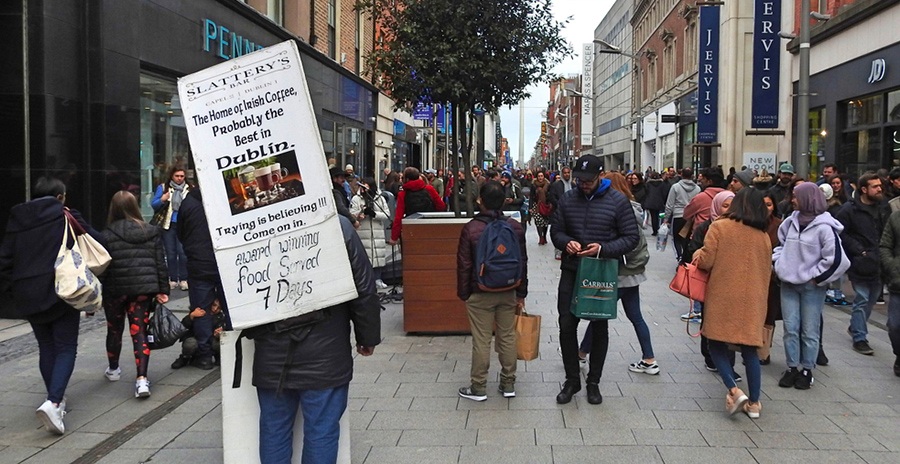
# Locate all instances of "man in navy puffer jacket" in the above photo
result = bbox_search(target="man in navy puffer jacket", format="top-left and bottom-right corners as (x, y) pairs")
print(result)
(550, 155), (640, 405)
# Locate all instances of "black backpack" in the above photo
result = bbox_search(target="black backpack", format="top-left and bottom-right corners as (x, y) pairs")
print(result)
(403, 188), (435, 215)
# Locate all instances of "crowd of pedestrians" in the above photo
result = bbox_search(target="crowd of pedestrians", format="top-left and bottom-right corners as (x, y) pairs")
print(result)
(4, 157), (900, 460)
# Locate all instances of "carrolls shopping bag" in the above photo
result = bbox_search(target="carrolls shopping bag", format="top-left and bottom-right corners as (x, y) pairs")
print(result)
(570, 252), (618, 320)
(515, 309), (541, 361)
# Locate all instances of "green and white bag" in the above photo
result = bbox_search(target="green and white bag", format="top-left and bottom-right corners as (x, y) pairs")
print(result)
(571, 252), (618, 320)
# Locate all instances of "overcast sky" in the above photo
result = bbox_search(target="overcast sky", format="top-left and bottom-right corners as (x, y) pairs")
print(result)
(499, 0), (616, 166)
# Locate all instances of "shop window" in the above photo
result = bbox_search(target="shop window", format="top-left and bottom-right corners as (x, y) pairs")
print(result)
(845, 94), (883, 128)
(139, 73), (190, 220)
(840, 128), (883, 175)
(888, 127), (900, 169)
(809, 107), (826, 178)
(888, 89), (900, 122)
(266, 0), (284, 26)
(328, 0), (337, 59)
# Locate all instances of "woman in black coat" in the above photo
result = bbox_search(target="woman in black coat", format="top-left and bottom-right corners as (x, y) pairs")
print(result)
(0, 177), (105, 435)
(100, 191), (169, 399)
(643, 172), (670, 236)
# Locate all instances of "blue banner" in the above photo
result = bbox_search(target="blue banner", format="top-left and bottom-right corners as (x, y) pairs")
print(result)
(751, 0), (781, 128)
(413, 103), (432, 120)
(697, 6), (720, 143)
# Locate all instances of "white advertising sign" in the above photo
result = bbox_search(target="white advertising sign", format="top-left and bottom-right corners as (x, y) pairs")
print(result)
(177, 40), (357, 329)
(582, 43), (594, 143)
(743, 152), (776, 173)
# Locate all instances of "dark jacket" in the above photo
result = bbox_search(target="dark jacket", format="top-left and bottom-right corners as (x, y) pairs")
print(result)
(456, 211), (528, 300)
(252, 216), (381, 391)
(835, 197), (891, 283)
(333, 183), (357, 227)
(768, 182), (791, 207)
(549, 179), (641, 272)
(101, 220), (168, 297)
(175, 190), (220, 281)
(548, 178), (576, 209)
(879, 210), (900, 293)
(502, 181), (525, 212)
(632, 183), (648, 207)
(0, 198), (105, 322)
(643, 178), (669, 211)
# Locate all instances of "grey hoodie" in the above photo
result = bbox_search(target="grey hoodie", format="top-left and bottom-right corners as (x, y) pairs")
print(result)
(664, 180), (701, 220)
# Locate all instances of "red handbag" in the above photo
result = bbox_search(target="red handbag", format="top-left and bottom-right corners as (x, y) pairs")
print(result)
(537, 201), (553, 217)
(669, 263), (709, 303)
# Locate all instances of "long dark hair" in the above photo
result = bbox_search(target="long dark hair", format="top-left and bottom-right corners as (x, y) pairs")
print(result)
(721, 188), (768, 231)
(828, 175), (848, 204)
(107, 191), (145, 225)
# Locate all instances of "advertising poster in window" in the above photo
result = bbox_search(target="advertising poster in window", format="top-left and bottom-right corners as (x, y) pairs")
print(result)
(177, 40), (357, 330)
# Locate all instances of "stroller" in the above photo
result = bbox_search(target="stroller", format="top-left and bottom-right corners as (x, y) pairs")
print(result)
(379, 191), (403, 304)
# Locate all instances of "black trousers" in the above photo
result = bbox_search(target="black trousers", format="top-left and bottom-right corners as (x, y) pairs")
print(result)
(558, 269), (608, 384)
(672, 217), (688, 261)
(647, 209), (661, 234)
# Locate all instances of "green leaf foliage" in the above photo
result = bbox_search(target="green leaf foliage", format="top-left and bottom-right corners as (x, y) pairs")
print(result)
(357, 0), (572, 113)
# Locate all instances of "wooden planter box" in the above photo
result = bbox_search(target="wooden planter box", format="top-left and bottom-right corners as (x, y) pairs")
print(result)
(400, 212), (518, 334)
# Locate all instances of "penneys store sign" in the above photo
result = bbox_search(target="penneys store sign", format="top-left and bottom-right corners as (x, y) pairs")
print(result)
(697, 5), (720, 143)
(751, 0), (781, 128)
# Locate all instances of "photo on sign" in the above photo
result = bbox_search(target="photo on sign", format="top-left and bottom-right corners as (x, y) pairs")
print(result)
(222, 152), (305, 215)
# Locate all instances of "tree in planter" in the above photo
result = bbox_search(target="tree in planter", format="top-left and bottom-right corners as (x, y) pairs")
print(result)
(357, 0), (571, 216)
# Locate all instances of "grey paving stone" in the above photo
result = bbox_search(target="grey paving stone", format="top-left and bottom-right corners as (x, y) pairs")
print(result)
(148, 448), (224, 463)
(550, 445), (661, 463)
(353, 360), (404, 374)
(698, 430), (757, 448)
(632, 428), (707, 446)
(753, 413), (845, 433)
(348, 382), (400, 399)
(869, 430), (900, 452)
(656, 446), (758, 464)
(635, 396), (702, 411)
(804, 433), (889, 451)
(749, 449), (867, 463)
(745, 431), (817, 449)
(350, 429), (402, 447)
(0, 446), (42, 464)
(390, 352), (450, 362)
(563, 408), (660, 429)
(409, 397), (460, 411)
(351, 373), (379, 384)
(855, 451), (900, 464)
(456, 394), (510, 410)
(843, 402), (900, 417)
(351, 443), (370, 464)
(398, 429), (476, 446)
(466, 410), (564, 429)
(368, 410), (468, 430)
(376, 372), (440, 384)
(619, 382), (712, 399)
(20, 448), (87, 464)
(476, 428), (535, 445)
(349, 410), (376, 430)
(399, 360), (458, 373)
(167, 430), (222, 449)
(508, 396), (577, 410)
(348, 398), (366, 411)
(653, 411), (760, 431)
(535, 428), (583, 445)
(365, 446), (460, 463)
(361, 397), (413, 411)
(458, 445), (552, 463)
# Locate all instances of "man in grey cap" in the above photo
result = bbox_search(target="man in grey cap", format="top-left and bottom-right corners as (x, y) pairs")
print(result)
(729, 168), (755, 193)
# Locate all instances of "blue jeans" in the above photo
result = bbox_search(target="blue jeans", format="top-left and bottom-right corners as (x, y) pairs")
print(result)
(850, 279), (881, 342)
(161, 224), (188, 281)
(580, 285), (654, 359)
(708, 340), (761, 402)
(30, 308), (80, 404)
(781, 281), (827, 370)
(257, 384), (349, 464)
(888, 293), (900, 357)
(187, 276), (229, 357)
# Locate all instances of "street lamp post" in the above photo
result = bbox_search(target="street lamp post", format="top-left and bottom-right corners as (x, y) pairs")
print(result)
(557, 109), (567, 171)
(594, 39), (641, 171)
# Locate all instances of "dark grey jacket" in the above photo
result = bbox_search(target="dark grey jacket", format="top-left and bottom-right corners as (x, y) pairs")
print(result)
(836, 198), (891, 283)
(252, 216), (382, 391)
(550, 179), (641, 272)
(101, 220), (168, 297)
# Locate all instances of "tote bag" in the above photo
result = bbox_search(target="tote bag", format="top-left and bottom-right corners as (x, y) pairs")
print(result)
(64, 211), (111, 275)
(149, 200), (169, 227)
(515, 309), (541, 361)
(570, 254), (618, 320)
(54, 219), (103, 313)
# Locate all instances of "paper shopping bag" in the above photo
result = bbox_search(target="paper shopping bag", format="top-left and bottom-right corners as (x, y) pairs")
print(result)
(571, 256), (618, 319)
(757, 324), (776, 360)
(515, 311), (541, 361)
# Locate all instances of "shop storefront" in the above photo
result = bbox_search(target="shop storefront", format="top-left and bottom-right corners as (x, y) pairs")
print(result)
(2, 0), (376, 228)
(801, 42), (900, 179)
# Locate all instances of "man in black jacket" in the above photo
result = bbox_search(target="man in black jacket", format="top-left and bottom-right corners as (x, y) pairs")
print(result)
(550, 155), (640, 405)
(836, 172), (891, 356)
(252, 215), (380, 463)
(176, 188), (230, 370)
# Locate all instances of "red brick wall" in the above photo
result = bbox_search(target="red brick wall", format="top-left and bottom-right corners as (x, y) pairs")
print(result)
(634, 1), (691, 103)
(792, 0), (860, 33)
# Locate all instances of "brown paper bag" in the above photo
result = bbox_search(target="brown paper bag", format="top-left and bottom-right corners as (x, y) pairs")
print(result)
(757, 324), (775, 360)
(515, 311), (541, 361)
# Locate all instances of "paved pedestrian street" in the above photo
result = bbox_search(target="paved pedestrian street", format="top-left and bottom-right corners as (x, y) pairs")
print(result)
(0, 226), (898, 463)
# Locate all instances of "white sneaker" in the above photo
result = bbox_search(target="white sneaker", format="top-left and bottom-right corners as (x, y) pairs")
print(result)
(104, 367), (121, 382)
(59, 396), (67, 414)
(169, 280), (178, 290)
(135, 378), (151, 398)
(375, 279), (388, 289)
(179, 281), (189, 291)
(35, 400), (65, 435)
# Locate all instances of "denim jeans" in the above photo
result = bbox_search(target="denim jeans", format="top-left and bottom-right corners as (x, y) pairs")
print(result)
(187, 276), (229, 357)
(257, 384), (349, 464)
(781, 281), (827, 370)
(579, 286), (654, 360)
(708, 340), (761, 403)
(161, 224), (188, 281)
(30, 308), (80, 404)
(850, 279), (881, 342)
(559, 269), (608, 384)
(888, 293), (900, 357)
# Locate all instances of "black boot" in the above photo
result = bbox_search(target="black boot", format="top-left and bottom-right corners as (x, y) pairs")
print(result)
(556, 380), (581, 404)
(816, 347), (829, 366)
(171, 355), (191, 370)
(586, 383), (603, 405)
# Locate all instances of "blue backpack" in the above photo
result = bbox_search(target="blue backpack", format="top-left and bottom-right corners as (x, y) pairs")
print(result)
(475, 216), (523, 292)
